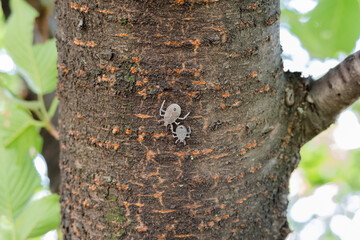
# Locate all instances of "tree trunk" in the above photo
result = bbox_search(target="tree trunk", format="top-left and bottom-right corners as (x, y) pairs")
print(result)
(55, 0), (308, 239)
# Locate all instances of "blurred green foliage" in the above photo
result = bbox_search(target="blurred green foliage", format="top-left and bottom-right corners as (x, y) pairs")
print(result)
(283, 0), (360, 238)
(4, 0), (57, 94)
(282, 0), (360, 59)
(0, 0), (60, 239)
(282, 0), (360, 193)
(300, 139), (360, 193)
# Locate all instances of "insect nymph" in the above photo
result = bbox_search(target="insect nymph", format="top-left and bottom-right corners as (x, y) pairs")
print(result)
(171, 125), (191, 145)
(158, 100), (190, 127)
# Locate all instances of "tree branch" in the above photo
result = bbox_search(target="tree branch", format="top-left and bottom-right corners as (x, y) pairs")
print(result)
(303, 50), (360, 142)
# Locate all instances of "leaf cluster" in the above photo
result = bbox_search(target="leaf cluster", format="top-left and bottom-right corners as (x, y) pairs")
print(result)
(0, 0), (60, 239)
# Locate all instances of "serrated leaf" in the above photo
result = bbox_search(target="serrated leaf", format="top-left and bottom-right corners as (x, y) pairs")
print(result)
(4, 0), (57, 94)
(0, 145), (41, 221)
(0, 101), (34, 147)
(3, 0), (38, 91)
(15, 194), (60, 239)
(282, 0), (360, 59)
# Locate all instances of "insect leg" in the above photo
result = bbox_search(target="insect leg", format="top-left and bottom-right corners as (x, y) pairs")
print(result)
(159, 100), (166, 116)
(178, 111), (190, 120)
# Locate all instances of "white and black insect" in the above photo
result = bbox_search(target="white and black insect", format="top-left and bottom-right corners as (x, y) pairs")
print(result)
(171, 125), (191, 145)
(158, 100), (190, 127)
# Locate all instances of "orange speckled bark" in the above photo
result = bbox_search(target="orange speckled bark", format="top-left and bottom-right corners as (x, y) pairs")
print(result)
(55, 0), (299, 239)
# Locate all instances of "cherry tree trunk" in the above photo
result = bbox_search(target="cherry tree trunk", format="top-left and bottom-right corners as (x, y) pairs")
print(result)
(56, 0), (300, 239)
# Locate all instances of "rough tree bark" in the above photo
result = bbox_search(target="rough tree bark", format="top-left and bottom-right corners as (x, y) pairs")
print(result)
(55, 0), (360, 239)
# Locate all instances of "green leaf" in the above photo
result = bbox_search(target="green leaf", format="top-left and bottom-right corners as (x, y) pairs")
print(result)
(0, 126), (58, 240)
(48, 97), (58, 118)
(4, 0), (57, 94)
(7, 126), (43, 164)
(0, 72), (26, 97)
(282, 0), (360, 59)
(0, 145), (41, 221)
(32, 39), (58, 93)
(15, 194), (60, 239)
(0, 101), (34, 147)
(0, 216), (16, 240)
(0, 73), (41, 110)
(1, 90), (42, 110)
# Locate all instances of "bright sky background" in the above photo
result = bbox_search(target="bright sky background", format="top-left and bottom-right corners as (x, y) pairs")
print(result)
(0, 49), (15, 72)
